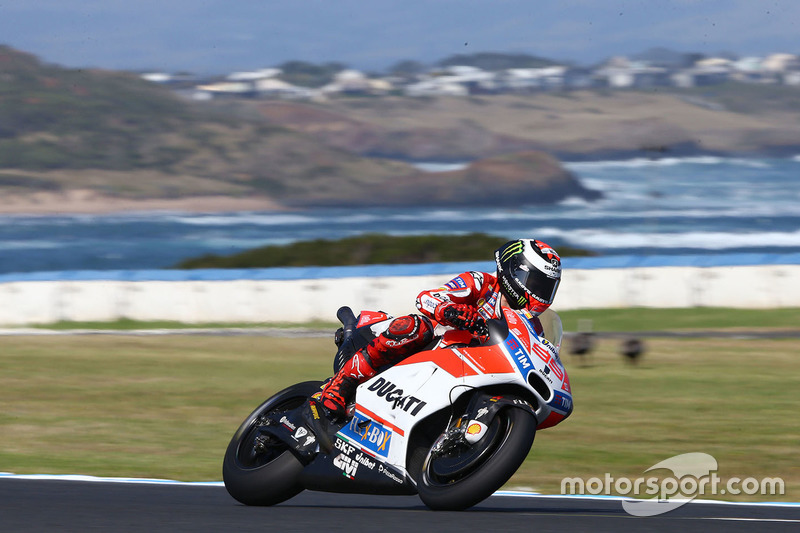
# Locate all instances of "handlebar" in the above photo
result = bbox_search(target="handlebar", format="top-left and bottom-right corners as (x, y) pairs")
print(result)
(336, 306), (358, 337)
(442, 306), (488, 336)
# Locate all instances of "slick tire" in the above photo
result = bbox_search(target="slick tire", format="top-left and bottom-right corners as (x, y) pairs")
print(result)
(417, 406), (537, 511)
(223, 381), (323, 506)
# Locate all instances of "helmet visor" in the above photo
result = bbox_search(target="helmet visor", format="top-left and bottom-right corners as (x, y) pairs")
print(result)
(510, 258), (560, 305)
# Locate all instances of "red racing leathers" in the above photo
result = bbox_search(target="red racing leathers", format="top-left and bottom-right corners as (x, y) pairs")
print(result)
(319, 270), (543, 416)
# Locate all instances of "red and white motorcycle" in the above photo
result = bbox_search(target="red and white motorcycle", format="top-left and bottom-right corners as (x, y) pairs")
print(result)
(223, 306), (573, 511)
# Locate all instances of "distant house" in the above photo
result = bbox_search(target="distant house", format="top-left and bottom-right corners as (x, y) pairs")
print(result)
(672, 66), (730, 88)
(254, 78), (316, 99)
(404, 79), (469, 97)
(141, 72), (173, 83)
(500, 66), (567, 91)
(320, 69), (394, 96)
(430, 65), (498, 94)
(762, 53), (800, 72)
(730, 56), (779, 83)
(595, 57), (671, 88)
(226, 68), (282, 82)
(196, 81), (254, 97)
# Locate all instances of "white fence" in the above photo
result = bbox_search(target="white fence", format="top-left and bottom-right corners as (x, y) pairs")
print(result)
(1, 257), (798, 325)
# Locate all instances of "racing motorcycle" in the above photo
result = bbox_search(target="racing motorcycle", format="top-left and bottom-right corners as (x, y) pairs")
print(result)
(223, 305), (573, 511)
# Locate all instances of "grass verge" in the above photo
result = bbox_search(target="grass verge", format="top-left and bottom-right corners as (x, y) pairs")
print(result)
(1, 333), (797, 501)
(19, 307), (800, 333)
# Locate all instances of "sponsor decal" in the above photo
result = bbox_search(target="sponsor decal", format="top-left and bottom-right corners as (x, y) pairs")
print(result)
(550, 390), (573, 412)
(338, 412), (393, 458)
(545, 260), (561, 273)
(500, 241), (524, 262)
(333, 453), (358, 479)
(366, 377), (427, 415)
(280, 416), (296, 431)
(355, 452), (376, 470)
(418, 295), (440, 313)
(290, 425), (315, 446)
(356, 311), (390, 328)
(487, 291), (497, 307)
(309, 403), (321, 421)
(504, 336), (532, 376)
(378, 464), (404, 484)
(505, 309), (520, 326)
(335, 438), (355, 455)
(384, 337), (414, 348)
(531, 343), (565, 380)
(475, 407), (489, 420)
(500, 276), (525, 306)
(464, 421), (488, 444)
(445, 276), (468, 290)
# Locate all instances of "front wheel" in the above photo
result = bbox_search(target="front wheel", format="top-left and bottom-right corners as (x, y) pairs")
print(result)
(416, 405), (537, 511)
(222, 381), (322, 506)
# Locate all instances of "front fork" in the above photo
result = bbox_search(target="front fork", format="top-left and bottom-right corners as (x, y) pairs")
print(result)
(434, 391), (538, 453)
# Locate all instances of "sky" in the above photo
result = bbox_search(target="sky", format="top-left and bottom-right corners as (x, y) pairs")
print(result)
(0, 0), (798, 74)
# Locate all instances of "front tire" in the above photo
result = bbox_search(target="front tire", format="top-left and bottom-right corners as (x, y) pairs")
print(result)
(416, 406), (537, 511)
(222, 381), (322, 506)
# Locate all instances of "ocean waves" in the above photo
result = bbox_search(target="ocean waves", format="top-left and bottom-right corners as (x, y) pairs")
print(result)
(1, 154), (798, 272)
(534, 228), (800, 251)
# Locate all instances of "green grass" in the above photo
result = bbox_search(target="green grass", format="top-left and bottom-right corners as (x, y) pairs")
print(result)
(1, 332), (797, 501)
(556, 307), (800, 332)
(29, 318), (338, 331)
(519, 336), (800, 501)
(24, 307), (800, 333)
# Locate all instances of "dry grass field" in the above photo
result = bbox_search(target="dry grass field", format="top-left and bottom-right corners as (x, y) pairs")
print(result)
(317, 91), (800, 154)
(1, 316), (797, 501)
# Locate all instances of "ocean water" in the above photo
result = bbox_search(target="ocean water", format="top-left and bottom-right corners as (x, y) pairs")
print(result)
(1, 155), (799, 274)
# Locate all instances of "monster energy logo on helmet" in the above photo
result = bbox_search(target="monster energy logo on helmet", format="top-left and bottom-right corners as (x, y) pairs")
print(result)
(499, 240), (524, 263)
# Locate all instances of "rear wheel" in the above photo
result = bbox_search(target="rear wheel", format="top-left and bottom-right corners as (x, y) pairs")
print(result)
(222, 381), (322, 506)
(416, 405), (537, 511)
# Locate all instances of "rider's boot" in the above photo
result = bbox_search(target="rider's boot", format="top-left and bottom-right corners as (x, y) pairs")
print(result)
(318, 347), (377, 419)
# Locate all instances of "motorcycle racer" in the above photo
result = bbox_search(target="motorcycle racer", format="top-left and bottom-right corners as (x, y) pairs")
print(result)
(317, 238), (562, 419)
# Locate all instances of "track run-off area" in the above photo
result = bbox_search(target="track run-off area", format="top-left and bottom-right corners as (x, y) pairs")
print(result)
(1, 474), (799, 533)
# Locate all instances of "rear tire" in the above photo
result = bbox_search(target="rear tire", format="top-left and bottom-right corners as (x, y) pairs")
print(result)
(416, 405), (537, 511)
(222, 381), (322, 506)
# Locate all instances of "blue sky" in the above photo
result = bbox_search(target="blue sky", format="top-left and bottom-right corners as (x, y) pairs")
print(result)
(1, 1), (798, 73)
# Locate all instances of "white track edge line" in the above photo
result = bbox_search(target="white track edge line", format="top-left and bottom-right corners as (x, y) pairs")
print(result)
(1, 473), (797, 507)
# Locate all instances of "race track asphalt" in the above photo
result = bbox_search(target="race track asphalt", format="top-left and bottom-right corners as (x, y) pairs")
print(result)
(1, 478), (798, 533)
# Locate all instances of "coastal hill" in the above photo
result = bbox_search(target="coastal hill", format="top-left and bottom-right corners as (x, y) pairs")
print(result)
(258, 89), (800, 161)
(0, 46), (597, 213)
(3, 45), (800, 213)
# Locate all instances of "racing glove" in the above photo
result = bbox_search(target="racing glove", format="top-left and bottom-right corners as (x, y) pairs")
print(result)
(435, 302), (480, 331)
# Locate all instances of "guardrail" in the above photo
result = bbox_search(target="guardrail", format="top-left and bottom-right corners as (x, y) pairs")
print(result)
(1, 254), (798, 325)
